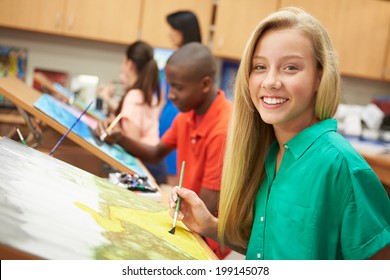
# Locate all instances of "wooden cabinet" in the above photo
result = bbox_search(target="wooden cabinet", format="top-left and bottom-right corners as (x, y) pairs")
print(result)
(385, 45), (390, 81)
(280, 0), (390, 81)
(279, 0), (341, 48)
(0, 0), (65, 34)
(0, 0), (142, 44)
(334, 0), (390, 80)
(140, 0), (214, 49)
(212, 0), (278, 60)
(1, 0), (390, 81)
(62, 0), (142, 44)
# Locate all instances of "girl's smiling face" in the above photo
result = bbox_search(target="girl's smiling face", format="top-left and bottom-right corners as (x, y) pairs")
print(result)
(249, 28), (322, 132)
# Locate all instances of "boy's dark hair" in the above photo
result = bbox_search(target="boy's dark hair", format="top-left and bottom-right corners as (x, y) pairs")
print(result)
(166, 42), (216, 81)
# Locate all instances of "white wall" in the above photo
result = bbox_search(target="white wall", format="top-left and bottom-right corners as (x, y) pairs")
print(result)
(341, 76), (390, 105)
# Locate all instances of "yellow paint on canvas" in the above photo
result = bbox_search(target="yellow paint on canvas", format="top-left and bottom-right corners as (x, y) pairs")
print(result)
(75, 202), (212, 260)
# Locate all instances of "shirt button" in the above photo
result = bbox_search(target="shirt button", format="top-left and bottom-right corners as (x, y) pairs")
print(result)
(257, 253), (261, 259)
(191, 138), (196, 144)
(260, 216), (264, 222)
(283, 144), (289, 149)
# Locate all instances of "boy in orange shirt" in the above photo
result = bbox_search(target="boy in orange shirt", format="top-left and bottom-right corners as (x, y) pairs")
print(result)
(99, 42), (232, 259)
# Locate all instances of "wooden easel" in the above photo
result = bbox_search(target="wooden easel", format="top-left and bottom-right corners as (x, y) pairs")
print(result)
(0, 76), (160, 193)
(33, 72), (106, 120)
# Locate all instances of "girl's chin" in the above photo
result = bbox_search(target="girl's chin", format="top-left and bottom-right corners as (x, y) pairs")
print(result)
(258, 114), (282, 125)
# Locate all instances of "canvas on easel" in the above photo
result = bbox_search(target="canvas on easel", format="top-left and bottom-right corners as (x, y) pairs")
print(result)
(33, 93), (147, 176)
(0, 137), (216, 260)
(0, 76), (156, 187)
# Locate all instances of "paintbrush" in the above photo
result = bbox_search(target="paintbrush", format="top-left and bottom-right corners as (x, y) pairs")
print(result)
(169, 161), (186, 234)
(49, 101), (93, 156)
(99, 113), (123, 142)
(16, 128), (27, 146)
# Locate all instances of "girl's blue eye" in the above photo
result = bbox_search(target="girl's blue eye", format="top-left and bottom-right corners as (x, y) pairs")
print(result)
(286, 65), (297, 71)
(253, 65), (266, 70)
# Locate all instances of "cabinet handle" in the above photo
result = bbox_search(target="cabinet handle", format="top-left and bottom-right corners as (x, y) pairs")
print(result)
(55, 12), (61, 29)
(68, 15), (75, 30)
(218, 36), (224, 49)
(54, 12), (61, 28)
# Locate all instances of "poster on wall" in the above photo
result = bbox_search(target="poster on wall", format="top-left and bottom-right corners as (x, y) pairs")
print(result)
(0, 46), (28, 107)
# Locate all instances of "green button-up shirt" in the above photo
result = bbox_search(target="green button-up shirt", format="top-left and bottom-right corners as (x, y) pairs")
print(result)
(246, 119), (390, 260)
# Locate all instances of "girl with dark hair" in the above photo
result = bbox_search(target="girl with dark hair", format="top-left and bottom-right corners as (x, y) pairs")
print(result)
(166, 10), (202, 47)
(115, 41), (160, 146)
(100, 41), (166, 184)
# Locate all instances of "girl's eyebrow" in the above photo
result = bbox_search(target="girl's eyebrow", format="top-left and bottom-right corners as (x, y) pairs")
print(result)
(252, 54), (305, 60)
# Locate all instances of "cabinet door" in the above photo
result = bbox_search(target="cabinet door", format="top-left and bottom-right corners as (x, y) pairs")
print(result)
(335, 0), (390, 80)
(385, 44), (390, 81)
(0, 0), (65, 34)
(212, 0), (278, 60)
(280, 0), (341, 48)
(140, 0), (213, 49)
(62, 0), (142, 44)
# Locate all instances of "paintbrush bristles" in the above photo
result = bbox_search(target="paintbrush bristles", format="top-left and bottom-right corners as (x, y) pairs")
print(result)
(169, 161), (186, 234)
(168, 211), (179, 234)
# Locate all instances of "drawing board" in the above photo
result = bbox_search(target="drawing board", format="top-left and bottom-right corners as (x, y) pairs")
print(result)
(0, 76), (155, 183)
(34, 94), (146, 177)
(0, 137), (215, 260)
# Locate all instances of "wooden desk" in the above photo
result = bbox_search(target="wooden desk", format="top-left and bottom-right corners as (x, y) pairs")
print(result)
(0, 76), (158, 189)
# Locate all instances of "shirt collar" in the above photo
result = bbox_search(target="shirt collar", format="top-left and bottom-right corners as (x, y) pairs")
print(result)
(284, 119), (337, 160)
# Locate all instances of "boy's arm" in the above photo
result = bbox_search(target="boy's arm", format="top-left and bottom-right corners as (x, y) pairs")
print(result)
(198, 188), (220, 215)
(369, 245), (390, 259)
(116, 135), (173, 163)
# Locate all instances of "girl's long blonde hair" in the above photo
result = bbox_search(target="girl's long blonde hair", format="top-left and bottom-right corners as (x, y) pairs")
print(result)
(218, 7), (341, 250)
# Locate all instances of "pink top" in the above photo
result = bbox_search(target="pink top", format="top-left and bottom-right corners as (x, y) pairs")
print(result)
(120, 89), (159, 145)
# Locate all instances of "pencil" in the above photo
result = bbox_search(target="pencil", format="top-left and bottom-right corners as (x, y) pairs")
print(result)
(49, 101), (93, 156)
(169, 161), (186, 234)
(16, 128), (27, 146)
(99, 112), (123, 141)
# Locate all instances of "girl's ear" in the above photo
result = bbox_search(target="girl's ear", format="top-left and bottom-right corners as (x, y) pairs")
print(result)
(127, 59), (136, 71)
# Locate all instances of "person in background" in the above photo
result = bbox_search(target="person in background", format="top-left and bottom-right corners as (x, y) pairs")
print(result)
(99, 43), (232, 259)
(96, 82), (118, 114)
(166, 10), (202, 48)
(100, 41), (166, 184)
(160, 10), (203, 185)
(169, 7), (390, 259)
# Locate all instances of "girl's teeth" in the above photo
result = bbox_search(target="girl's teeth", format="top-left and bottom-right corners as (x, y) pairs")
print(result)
(263, 97), (287, 105)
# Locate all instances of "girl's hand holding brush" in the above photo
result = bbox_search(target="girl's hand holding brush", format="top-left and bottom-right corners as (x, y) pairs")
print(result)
(169, 186), (219, 239)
